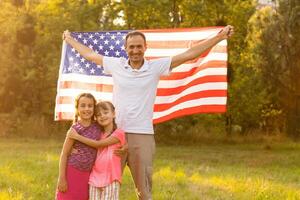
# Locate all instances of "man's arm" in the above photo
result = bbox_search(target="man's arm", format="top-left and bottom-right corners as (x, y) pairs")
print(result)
(170, 25), (234, 69)
(63, 30), (103, 66)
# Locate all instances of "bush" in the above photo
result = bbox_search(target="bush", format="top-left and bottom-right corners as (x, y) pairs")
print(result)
(0, 110), (70, 138)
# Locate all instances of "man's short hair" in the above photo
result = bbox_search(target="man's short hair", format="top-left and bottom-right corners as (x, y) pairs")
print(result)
(125, 31), (146, 45)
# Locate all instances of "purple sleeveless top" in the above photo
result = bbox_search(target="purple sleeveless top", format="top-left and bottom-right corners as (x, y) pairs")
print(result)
(68, 122), (101, 171)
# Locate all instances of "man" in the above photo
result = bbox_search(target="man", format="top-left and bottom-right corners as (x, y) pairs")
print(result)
(63, 25), (234, 200)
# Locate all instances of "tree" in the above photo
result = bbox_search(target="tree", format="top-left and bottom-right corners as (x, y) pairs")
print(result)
(257, 0), (300, 136)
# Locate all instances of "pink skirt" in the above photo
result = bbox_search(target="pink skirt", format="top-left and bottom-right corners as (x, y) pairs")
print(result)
(56, 165), (90, 200)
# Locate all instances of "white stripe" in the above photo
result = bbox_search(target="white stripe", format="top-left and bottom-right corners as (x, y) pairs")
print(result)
(201, 53), (227, 65)
(55, 41), (67, 116)
(146, 48), (191, 57)
(153, 97), (227, 119)
(147, 40), (227, 47)
(144, 29), (222, 41)
(158, 68), (227, 88)
(55, 104), (75, 112)
(155, 82), (227, 104)
(57, 90), (112, 100)
(145, 47), (227, 58)
(59, 73), (113, 84)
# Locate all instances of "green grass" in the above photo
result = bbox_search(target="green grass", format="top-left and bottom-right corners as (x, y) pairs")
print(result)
(0, 138), (300, 200)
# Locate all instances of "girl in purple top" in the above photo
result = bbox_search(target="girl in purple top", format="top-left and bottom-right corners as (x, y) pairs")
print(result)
(67, 101), (125, 200)
(56, 93), (101, 200)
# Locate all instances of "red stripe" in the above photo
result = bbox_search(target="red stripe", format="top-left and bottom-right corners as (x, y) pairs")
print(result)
(56, 96), (74, 104)
(59, 81), (113, 92)
(153, 105), (226, 124)
(160, 61), (227, 80)
(55, 112), (74, 121)
(140, 26), (224, 33)
(154, 90), (227, 112)
(157, 75), (227, 96)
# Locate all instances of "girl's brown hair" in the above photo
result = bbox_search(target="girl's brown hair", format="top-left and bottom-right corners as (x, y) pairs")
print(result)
(95, 101), (117, 132)
(74, 93), (97, 123)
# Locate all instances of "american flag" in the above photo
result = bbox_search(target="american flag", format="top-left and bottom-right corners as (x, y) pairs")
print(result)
(55, 27), (228, 123)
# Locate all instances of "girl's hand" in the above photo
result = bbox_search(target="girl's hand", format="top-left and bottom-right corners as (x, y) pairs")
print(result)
(57, 177), (68, 193)
(67, 128), (79, 140)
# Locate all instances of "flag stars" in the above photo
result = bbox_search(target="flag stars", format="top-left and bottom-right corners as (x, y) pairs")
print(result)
(111, 35), (116, 40)
(85, 63), (91, 68)
(64, 31), (130, 75)
(109, 45), (115, 50)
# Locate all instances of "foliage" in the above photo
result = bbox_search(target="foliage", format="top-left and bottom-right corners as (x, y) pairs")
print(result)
(245, 0), (300, 135)
(0, 0), (299, 137)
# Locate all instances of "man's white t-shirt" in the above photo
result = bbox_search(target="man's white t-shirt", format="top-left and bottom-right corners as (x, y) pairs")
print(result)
(103, 56), (172, 134)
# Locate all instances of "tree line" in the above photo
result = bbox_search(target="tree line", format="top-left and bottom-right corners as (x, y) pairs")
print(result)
(0, 0), (299, 139)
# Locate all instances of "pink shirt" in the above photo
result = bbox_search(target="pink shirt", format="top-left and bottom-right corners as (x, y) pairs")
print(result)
(89, 129), (125, 187)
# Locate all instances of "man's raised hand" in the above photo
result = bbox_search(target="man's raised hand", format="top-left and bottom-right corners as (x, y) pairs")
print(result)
(218, 25), (234, 39)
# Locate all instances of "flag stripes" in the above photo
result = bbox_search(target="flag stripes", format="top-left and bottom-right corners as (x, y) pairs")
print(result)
(54, 27), (227, 123)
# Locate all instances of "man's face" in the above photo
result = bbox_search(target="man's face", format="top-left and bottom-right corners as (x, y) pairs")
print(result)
(125, 35), (147, 64)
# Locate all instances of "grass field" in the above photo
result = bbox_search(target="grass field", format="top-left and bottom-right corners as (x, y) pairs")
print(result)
(0, 137), (300, 200)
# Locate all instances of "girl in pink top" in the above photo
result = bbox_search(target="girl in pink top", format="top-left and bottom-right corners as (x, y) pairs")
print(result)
(68, 101), (125, 200)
